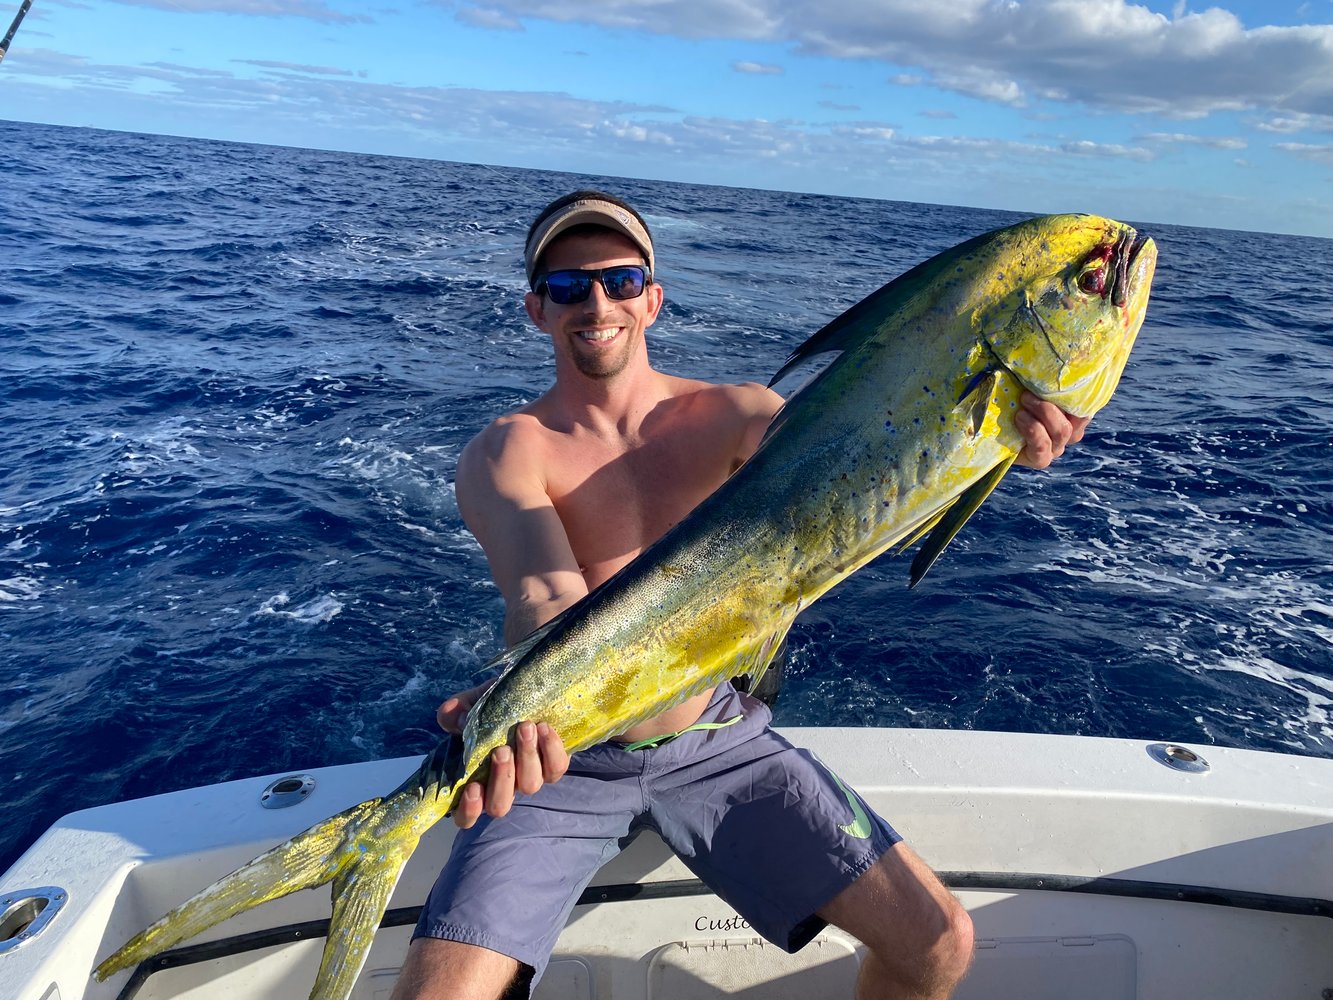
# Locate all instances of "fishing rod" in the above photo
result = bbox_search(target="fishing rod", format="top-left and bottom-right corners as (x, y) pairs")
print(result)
(0, 0), (32, 65)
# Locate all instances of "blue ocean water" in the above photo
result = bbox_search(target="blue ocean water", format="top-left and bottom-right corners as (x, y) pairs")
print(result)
(2, 119), (1331, 873)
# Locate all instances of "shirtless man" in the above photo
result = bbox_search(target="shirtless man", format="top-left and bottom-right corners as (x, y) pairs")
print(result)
(391, 191), (1088, 1000)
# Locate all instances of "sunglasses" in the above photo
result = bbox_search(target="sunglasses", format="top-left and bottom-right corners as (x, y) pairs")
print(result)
(535, 265), (651, 305)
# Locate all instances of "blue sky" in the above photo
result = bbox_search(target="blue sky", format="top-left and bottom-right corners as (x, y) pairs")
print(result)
(4, 0), (1333, 237)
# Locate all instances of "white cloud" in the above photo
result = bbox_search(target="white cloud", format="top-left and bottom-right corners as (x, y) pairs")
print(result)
(233, 59), (357, 76)
(1254, 111), (1333, 135)
(734, 60), (784, 75)
(104, 0), (366, 23)
(1060, 139), (1154, 161)
(455, 6), (523, 29)
(458, 1), (1333, 118)
(835, 124), (896, 141)
(1138, 131), (1248, 150)
(1276, 141), (1333, 165)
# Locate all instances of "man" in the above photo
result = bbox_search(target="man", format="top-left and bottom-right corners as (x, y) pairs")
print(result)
(391, 191), (1088, 1000)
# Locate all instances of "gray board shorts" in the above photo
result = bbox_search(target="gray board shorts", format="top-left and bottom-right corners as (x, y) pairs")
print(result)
(413, 681), (902, 988)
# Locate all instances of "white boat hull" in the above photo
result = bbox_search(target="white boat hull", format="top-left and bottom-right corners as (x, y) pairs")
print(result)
(2, 728), (1330, 998)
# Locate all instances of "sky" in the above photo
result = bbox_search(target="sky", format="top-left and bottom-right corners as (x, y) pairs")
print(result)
(3, 0), (1332, 238)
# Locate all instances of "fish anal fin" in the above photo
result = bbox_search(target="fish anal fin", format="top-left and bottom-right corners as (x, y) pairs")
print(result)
(908, 456), (1018, 588)
(737, 628), (790, 695)
(894, 507), (949, 556)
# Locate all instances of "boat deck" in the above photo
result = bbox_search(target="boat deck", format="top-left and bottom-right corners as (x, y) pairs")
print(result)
(3, 728), (1330, 998)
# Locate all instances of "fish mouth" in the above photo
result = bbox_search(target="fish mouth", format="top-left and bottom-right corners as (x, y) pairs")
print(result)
(1110, 230), (1151, 309)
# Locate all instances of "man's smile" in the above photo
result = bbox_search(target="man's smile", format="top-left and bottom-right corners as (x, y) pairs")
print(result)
(576, 327), (622, 343)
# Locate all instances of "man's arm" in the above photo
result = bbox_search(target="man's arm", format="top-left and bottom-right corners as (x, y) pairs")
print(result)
(444, 419), (577, 828)
(456, 419), (589, 646)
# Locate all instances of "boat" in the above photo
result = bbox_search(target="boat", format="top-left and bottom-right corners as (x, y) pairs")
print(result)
(1, 725), (1329, 999)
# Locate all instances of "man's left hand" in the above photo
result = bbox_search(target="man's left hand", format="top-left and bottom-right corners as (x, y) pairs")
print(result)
(1014, 392), (1090, 469)
(451, 720), (568, 830)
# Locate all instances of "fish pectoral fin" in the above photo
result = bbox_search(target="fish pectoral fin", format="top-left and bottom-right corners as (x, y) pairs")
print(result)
(93, 797), (380, 982)
(310, 842), (415, 1000)
(908, 456), (1018, 588)
(956, 368), (999, 438)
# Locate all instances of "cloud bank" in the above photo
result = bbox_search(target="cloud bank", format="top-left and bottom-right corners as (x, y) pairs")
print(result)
(444, 0), (1333, 118)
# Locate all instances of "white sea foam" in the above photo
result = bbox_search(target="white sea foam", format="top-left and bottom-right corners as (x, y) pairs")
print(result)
(255, 592), (343, 624)
(117, 418), (212, 477)
(0, 576), (42, 605)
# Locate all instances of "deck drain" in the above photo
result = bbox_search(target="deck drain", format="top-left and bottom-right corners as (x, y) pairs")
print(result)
(0, 887), (66, 954)
(260, 773), (316, 809)
(1147, 743), (1210, 774)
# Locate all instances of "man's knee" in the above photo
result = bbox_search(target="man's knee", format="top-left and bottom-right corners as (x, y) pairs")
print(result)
(928, 892), (974, 985)
(875, 885), (972, 992)
(390, 937), (530, 1000)
(820, 845), (975, 997)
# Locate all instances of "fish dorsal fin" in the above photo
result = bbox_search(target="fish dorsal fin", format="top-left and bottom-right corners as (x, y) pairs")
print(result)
(767, 280), (896, 391)
(768, 230), (996, 392)
(759, 271), (930, 447)
(411, 615), (569, 800)
(908, 455), (1018, 588)
(486, 615), (560, 675)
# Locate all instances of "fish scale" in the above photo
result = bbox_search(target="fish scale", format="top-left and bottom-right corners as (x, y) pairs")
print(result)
(95, 212), (1156, 999)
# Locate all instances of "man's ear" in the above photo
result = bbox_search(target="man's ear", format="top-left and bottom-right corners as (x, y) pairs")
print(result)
(644, 281), (665, 327)
(524, 290), (547, 329)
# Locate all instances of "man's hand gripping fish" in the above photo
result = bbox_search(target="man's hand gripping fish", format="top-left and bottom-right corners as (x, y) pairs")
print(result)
(94, 213), (1157, 998)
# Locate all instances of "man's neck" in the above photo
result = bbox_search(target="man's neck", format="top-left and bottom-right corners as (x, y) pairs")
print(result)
(545, 356), (669, 439)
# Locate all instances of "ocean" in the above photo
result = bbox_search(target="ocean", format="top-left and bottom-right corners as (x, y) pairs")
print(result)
(2, 118), (1331, 873)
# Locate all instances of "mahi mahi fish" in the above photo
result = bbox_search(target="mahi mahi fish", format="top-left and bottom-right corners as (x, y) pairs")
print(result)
(95, 213), (1156, 997)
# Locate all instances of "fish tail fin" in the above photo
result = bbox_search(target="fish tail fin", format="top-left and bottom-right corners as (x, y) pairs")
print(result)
(309, 840), (418, 999)
(93, 796), (381, 981)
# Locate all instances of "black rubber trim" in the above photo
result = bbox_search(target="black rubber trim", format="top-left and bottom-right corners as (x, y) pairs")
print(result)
(941, 871), (1331, 918)
(112, 872), (1331, 998)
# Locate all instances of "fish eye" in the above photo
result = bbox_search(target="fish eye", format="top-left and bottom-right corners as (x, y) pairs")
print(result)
(1078, 268), (1108, 295)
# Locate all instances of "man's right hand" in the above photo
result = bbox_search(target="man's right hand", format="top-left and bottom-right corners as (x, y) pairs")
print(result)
(437, 681), (569, 829)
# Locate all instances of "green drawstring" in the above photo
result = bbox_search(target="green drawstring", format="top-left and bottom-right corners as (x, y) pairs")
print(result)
(619, 714), (743, 752)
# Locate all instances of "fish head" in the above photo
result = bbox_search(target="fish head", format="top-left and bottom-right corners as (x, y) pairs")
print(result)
(978, 214), (1157, 418)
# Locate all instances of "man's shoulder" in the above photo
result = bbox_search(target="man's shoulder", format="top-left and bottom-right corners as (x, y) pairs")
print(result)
(461, 408), (547, 466)
(665, 375), (783, 416)
(456, 404), (558, 499)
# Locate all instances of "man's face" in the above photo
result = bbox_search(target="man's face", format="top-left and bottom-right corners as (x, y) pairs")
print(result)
(525, 230), (663, 381)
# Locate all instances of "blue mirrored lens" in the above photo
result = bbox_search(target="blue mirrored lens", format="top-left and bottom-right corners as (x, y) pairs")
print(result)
(541, 266), (647, 304)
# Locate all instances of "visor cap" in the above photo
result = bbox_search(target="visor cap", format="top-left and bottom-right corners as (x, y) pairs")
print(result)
(525, 193), (655, 287)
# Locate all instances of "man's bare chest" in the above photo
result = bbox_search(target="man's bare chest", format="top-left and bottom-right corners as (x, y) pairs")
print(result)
(544, 434), (733, 581)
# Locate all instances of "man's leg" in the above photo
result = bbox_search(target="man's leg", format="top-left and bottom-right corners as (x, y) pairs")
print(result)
(817, 842), (974, 1000)
(390, 939), (530, 1000)
(388, 742), (640, 1000)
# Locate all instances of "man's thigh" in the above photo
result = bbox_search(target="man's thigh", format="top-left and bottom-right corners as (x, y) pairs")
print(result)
(648, 724), (901, 951)
(412, 753), (641, 983)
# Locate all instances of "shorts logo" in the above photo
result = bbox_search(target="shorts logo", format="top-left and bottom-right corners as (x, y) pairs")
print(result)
(830, 772), (872, 841)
